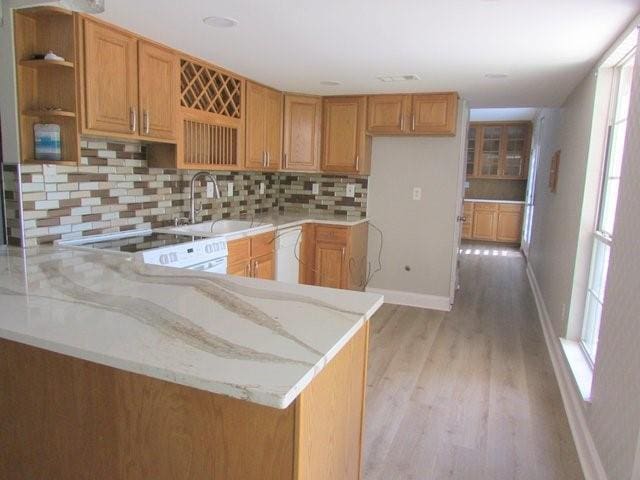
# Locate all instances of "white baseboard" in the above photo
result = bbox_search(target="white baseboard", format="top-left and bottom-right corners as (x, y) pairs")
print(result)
(365, 287), (451, 312)
(526, 264), (607, 480)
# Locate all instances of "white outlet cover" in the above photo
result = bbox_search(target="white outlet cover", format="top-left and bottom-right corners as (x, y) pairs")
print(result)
(260, 182), (266, 194)
(206, 181), (215, 198)
(227, 182), (234, 197)
(312, 183), (320, 195)
(412, 187), (422, 200)
(346, 183), (356, 198)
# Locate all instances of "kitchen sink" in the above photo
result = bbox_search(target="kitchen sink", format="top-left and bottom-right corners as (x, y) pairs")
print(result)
(165, 219), (273, 237)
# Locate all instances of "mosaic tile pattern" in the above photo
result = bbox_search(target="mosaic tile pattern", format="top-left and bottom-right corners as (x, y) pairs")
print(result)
(6, 138), (368, 247)
(278, 173), (368, 217)
(2, 164), (23, 246)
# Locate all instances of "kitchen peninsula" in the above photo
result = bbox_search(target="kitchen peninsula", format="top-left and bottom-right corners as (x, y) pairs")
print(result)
(0, 245), (383, 479)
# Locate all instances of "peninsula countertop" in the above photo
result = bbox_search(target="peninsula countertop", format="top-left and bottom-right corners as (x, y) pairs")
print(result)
(0, 245), (383, 409)
(463, 198), (526, 204)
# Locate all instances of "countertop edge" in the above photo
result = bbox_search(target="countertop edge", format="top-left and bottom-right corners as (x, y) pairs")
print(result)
(0, 290), (385, 410)
(464, 199), (526, 204)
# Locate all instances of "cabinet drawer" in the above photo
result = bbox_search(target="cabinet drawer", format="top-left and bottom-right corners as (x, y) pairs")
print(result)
(498, 203), (524, 212)
(251, 232), (275, 258)
(227, 238), (250, 264)
(315, 226), (349, 244)
(473, 203), (499, 211)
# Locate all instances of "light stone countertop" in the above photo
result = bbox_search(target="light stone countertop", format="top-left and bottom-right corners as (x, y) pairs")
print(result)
(464, 198), (526, 204)
(0, 245), (383, 409)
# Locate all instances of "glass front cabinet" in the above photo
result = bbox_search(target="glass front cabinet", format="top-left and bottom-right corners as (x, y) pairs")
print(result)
(466, 122), (532, 179)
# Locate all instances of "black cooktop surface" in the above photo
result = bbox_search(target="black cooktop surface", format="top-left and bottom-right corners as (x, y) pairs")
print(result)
(84, 232), (206, 253)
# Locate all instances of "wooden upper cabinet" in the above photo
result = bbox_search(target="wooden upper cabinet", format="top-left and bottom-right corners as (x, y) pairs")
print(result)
(264, 88), (283, 171)
(138, 41), (177, 140)
(366, 92), (458, 136)
(245, 81), (282, 171)
(82, 18), (138, 135)
(366, 95), (410, 134)
(411, 93), (458, 135)
(282, 95), (322, 172)
(322, 96), (370, 174)
(468, 122), (531, 179)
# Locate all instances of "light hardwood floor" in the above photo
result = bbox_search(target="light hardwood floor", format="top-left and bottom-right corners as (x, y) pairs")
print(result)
(363, 246), (584, 480)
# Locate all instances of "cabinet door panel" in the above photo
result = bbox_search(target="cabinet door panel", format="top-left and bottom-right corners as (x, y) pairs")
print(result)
(478, 126), (502, 176)
(138, 41), (177, 140)
(253, 253), (275, 280)
(411, 93), (458, 135)
(245, 82), (267, 170)
(283, 95), (321, 171)
(366, 95), (410, 134)
(264, 88), (283, 171)
(462, 202), (474, 239)
(472, 210), (497, 241)
(227, 260), (250, 277)
(83, 20), (138, 134)
(502, 125), (530, 178)
(466, 126), (477, 177)
(322, 97), (366, 173)
(314, 242), (345, 289)
(496, 209), (523, 243)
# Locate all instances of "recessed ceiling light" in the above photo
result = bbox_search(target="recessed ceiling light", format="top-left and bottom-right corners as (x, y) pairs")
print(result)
(377, 74), (420, 82)
(485, 73), (509, 79)
(320, 80), (342, 86)
(203, 16), (239, 28)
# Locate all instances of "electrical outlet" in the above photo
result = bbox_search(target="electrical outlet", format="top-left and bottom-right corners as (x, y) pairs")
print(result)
(227, 182), (234, 197)
(206, 182), (215, 198)
(43, 164), (56, 176)
(259, 182), (265, 195)
(412, 187), (422, 200)
(312, 183), (320, 195)
(346, 183), (356, 198)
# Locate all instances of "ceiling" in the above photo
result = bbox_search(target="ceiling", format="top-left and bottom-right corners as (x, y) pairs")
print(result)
(91, 0), (640, 107)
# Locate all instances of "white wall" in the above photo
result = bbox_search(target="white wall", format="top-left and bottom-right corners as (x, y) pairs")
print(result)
(366, 104), (466, 308)
(528, 26), (640, 480)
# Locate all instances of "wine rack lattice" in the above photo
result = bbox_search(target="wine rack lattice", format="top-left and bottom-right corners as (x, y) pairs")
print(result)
(180, 59), (242, 118)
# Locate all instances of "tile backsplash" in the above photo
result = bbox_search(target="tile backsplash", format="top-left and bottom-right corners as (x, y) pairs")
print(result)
(465, 178), (527, 201)
(3, 138), (368, 247)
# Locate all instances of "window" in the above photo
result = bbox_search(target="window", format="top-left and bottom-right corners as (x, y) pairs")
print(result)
(580, 47), (636, 364)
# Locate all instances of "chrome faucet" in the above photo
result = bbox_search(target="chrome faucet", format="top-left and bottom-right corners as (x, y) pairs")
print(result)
(189, 171), (221, 224)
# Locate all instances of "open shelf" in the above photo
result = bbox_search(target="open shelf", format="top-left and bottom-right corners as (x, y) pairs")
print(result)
(14, 6), (80, 165)
(23, 109), (76, 118)
(19, 59), (75, 69)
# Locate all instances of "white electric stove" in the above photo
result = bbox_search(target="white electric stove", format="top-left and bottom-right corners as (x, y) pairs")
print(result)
(57, 230), (228, 274)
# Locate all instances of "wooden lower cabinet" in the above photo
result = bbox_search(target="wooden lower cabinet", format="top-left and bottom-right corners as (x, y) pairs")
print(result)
(227, 232), (275, 279)
(314, 241), (345, 289)
(462, 202), (474, 239)
(301, 223), (368, 291)
(0, 323), (369, 480)
(464, 202), (523, 244)
(252, 252), (275, 280)
(472, 205), (499, 241)
(496, 205), (524, 242)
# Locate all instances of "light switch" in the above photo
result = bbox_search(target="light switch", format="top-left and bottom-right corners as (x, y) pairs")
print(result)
(260, 182), (265, 194)
(312, 183), (320, 195)
(227, 182), (234, 197)
(346, 183), (356, 198)
(206, 182), (215, 198)
(412, 187), (422, 201)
